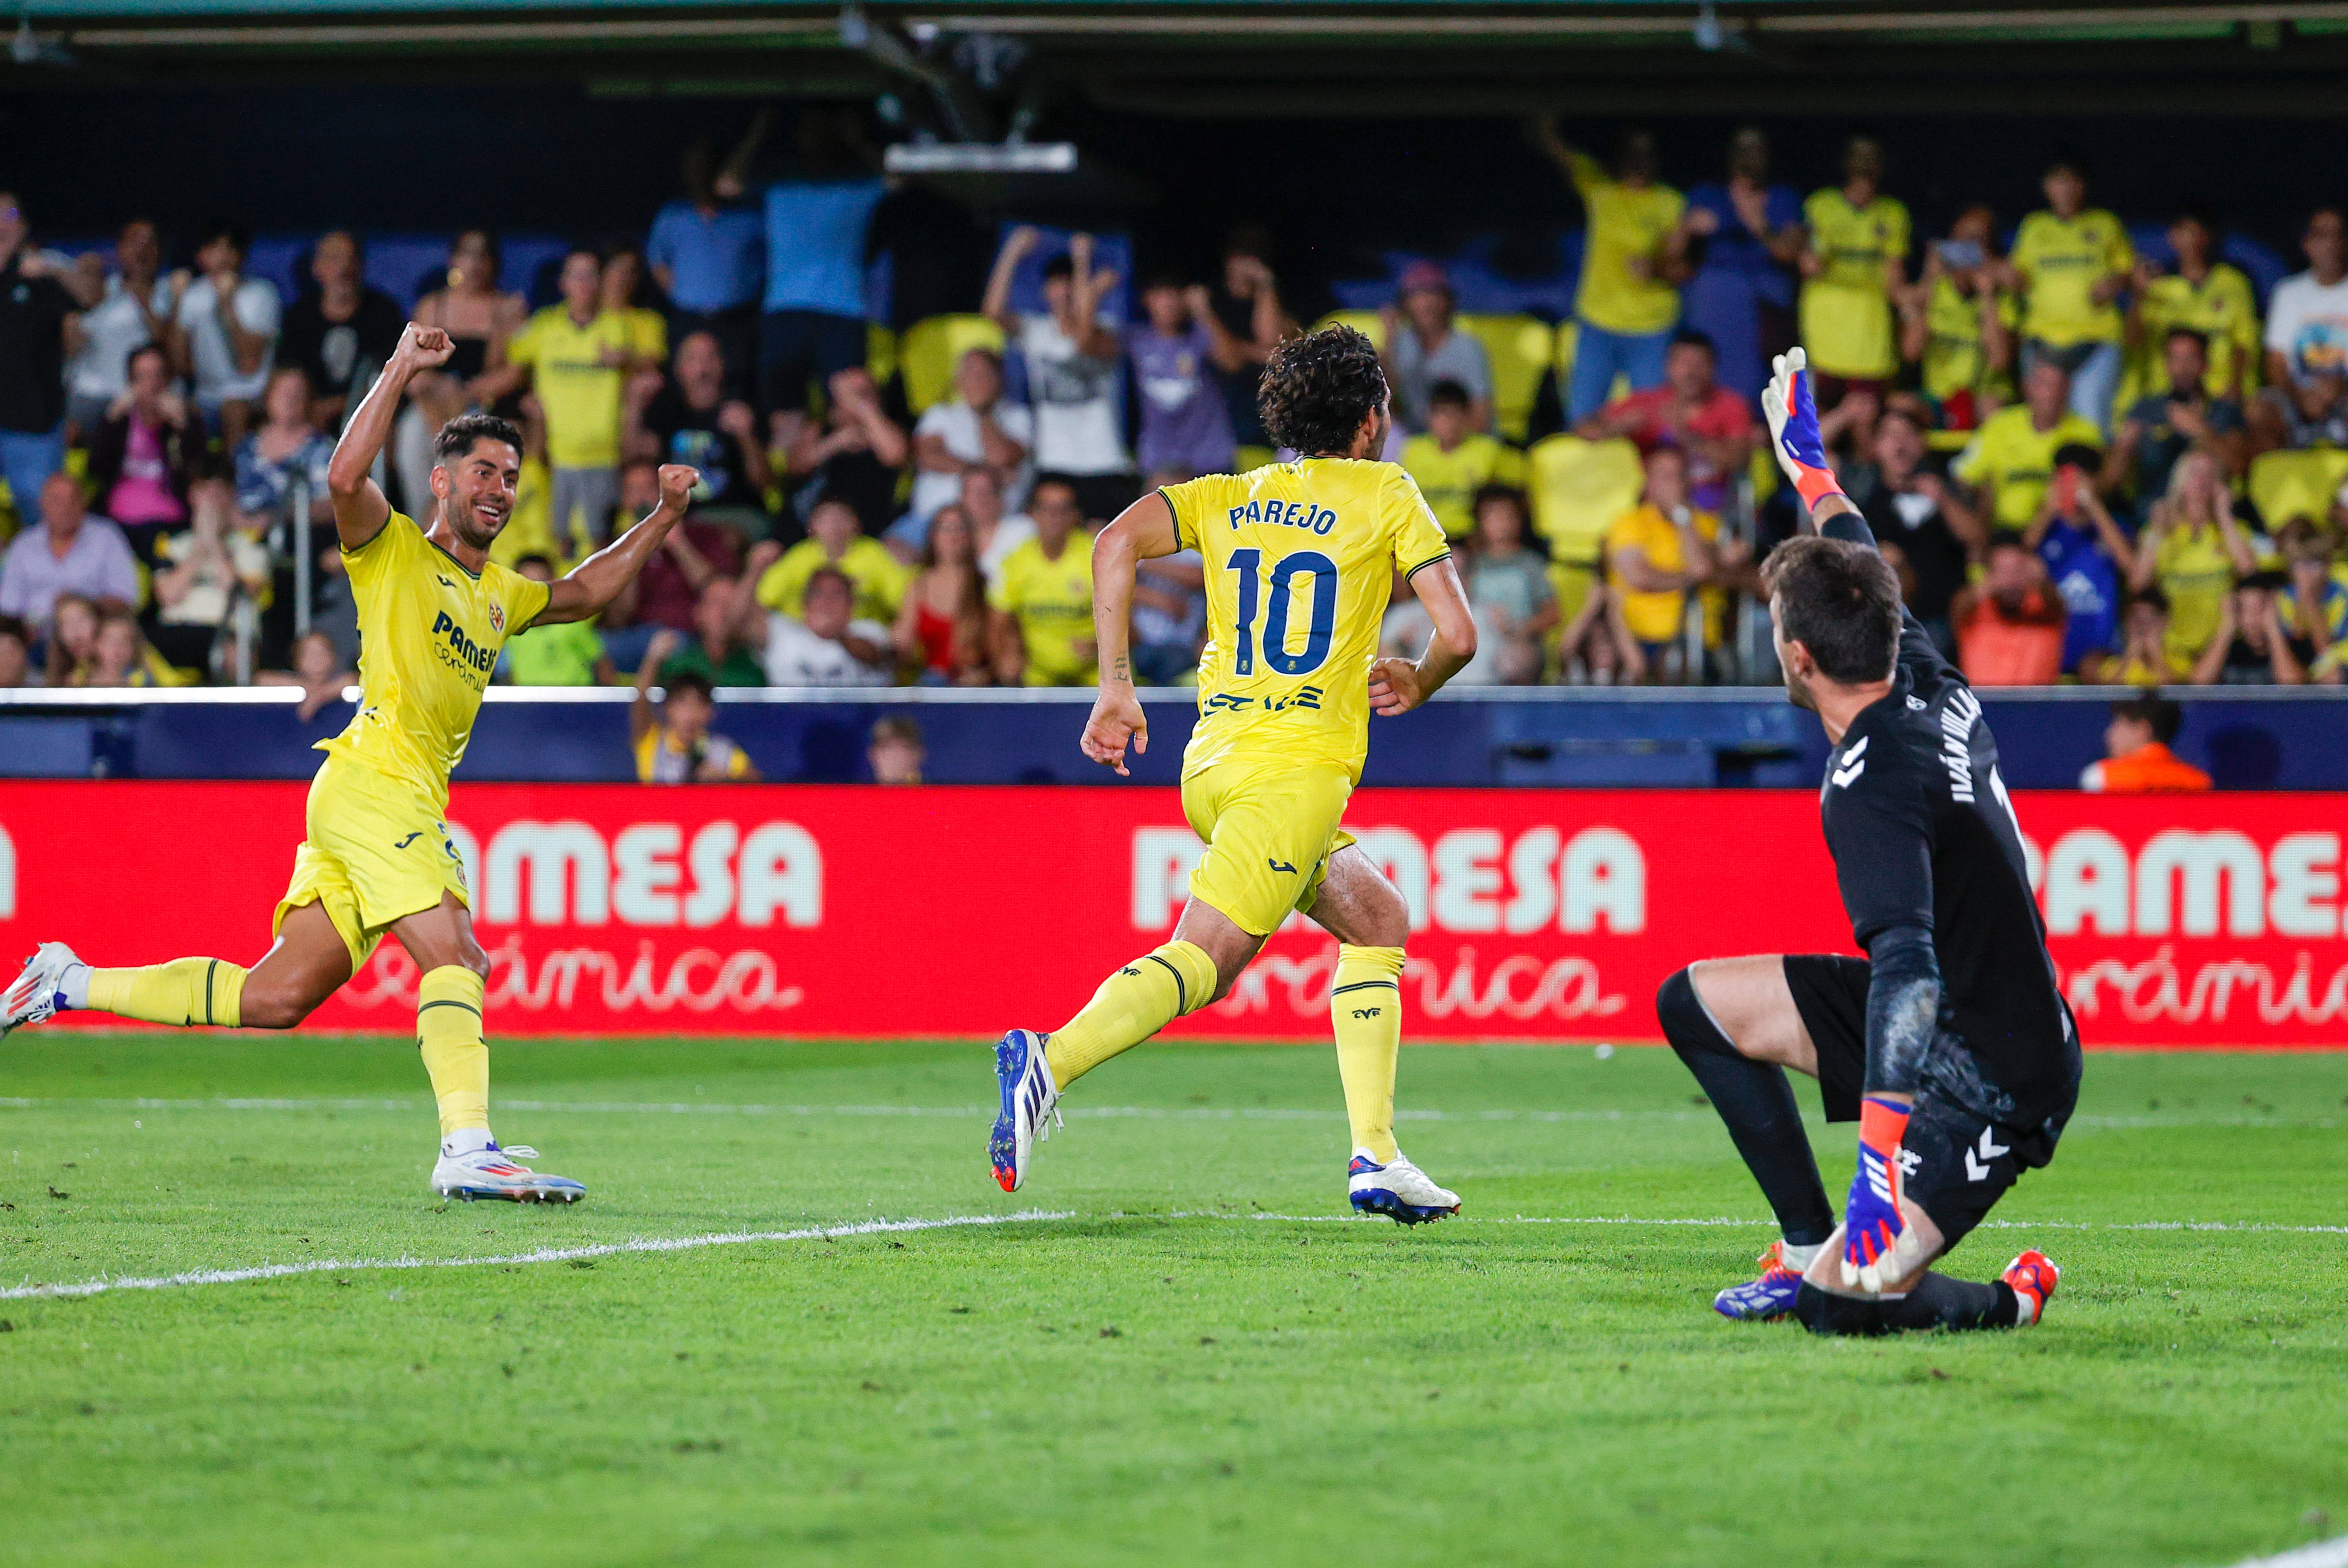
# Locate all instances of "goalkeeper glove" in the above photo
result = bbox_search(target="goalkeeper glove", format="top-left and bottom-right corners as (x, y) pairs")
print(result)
(1841, 1095), (1911, 1292)
(1761, 346), (1848, 513)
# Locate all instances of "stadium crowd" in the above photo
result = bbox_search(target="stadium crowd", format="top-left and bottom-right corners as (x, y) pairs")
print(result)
(3, 116), (2347, 695)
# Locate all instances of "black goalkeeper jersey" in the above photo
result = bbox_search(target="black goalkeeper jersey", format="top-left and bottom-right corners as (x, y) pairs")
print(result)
(1817, 515), (2081, 1135)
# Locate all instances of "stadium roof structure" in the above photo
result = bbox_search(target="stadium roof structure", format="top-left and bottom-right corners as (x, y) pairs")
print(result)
(12, 1), (2348, 114)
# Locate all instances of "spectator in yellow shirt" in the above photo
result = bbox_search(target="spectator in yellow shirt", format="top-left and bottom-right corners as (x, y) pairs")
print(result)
(494, 248), (648, 545)
(1530, 114), (1687, 424)
(749, 496), (909, 625)
(2131, 206), (2259, 407)
(1401, 380), (1524, 539)
(1604, 445), (1724, 680)
(1901, 205), (2017, 430)
(988, 476), (1096, 686)
(1798, 135), (1909, 397)
(1952, 359), (2106, 529)
(2005, 156), (2135, 437)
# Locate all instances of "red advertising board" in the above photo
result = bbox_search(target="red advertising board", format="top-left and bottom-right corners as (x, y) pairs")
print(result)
(1, 782), (2342, 1046)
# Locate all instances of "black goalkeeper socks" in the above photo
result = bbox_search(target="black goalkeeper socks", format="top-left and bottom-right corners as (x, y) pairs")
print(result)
(1657, 969), (1836, 1247)
(1882, 1272), (2019, 1332)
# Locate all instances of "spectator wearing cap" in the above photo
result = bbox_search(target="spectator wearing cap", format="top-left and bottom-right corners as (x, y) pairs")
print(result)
(1576, 329), (1753, 515)
(1379, 260), (1492, 435)
(1953, 532), (2067, 686)
(0, 472), (141, 642)
(1797, 135), (1909, 408)
(1671, 126), (1804, 404)
(2081, 694), (2210, 793)
(62, 218), (176, 441)
(2024, 440), (2135, 677)
(172, 218), (282, 446)
(1529, 116), (1687, 424)
(2125, 449), (2257, 672)
(1403, 379), (1523, 540)
(1130, 274), (1242, 485)
(2104, 328), (2247, 502)
(2007, 156), (2135, 436)
(984, 227), (1134, 523)
(0, 190), (80, 517)
(276, 230), (405, 434)
(2193, 570), (2309, 685)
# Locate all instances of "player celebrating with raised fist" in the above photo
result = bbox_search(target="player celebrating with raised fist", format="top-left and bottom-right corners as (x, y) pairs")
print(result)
(2, 323), (701, 1204)
(1654, 347), (2076, 1333)
(989, 324), (1479, 1222)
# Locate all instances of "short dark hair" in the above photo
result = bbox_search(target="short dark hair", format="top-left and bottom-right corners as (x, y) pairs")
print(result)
(1669, 328), (1717, 358)
(2164, 325), (2211, 354)
(804, 565), (854, 600)
(2129, 585), (2172, 615)
(2052, 441), (2104, 474)
(871, 715), (923, 747)
(434, 412), (524, 466)
(1426, 379), (1473, 411)
(1759, 535), (1902, 685)
(663, 669), (715, 704)
(1260, 324), (1387, 457)
(514, 552), (556, 574)
(2239, 568), (2289, 592)
(194, 218), (249, 256)
(1042, 253), (1076, 283)
(125, 341), (170, 378)
(2112, 692), (2184, 744)
(2174, 203), (2219, 233)
(1472, 482), (1529, 521)
(1985, 528), (2033, 559)
(0, 613), (28, 647)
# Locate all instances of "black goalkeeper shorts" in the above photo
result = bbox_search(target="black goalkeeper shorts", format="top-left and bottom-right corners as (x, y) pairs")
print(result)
(1779, 953), (2059, 1256)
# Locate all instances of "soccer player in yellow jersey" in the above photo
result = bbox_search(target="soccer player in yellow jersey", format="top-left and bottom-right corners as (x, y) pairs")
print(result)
(1, 323), (701, 1203)
(988, 325), (1480, 1222)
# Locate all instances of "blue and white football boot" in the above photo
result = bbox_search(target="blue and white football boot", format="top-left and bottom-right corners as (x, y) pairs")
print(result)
(0, 942), (83, 1041)
(430, 1144), (586, 1204)
(990, 1029), (1061, 1193)
(1346, 1149), (1460, 1224)
(1712, 1240), (1807, 1320)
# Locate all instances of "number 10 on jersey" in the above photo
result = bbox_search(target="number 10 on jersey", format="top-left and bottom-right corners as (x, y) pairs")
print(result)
(1227, 548), (1338, 677)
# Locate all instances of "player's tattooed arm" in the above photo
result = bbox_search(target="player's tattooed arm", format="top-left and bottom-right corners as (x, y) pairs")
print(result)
(538, 465), (697, 626)
(1080, 492), (1180, 775)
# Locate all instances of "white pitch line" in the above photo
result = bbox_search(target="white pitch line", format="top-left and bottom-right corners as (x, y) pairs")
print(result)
(0, 1210), (1071, 1302)
(0, 1096), (2330, 1130)
(2228, 1537), (2348, 1568)
(7, 1208), (2346, 1303)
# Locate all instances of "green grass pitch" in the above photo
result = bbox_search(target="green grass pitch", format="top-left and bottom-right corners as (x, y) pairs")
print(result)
(1, 1035), (2343, 1568)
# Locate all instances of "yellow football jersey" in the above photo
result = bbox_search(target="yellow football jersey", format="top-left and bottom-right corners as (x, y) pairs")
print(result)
(1161, 459), (1450, 784)
(318, 511), (551, 807)
(1800, 189), (1909, 380)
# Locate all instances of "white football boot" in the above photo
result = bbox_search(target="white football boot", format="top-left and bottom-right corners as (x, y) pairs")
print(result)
(0, 943), (85, 1040)
(1347, 1149), (1461, 1225)
(431, 1144), (586, 1203)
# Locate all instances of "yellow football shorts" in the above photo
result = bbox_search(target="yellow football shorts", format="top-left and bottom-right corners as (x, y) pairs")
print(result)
(1180, 756), (1358, 938)
(275, 758), (471, 972)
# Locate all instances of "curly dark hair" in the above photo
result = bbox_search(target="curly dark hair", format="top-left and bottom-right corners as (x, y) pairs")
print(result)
(434, 411), (525, 465)
(1259, 324), (1387, 457)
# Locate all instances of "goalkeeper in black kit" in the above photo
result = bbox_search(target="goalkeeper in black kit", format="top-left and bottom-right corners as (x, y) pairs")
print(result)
(1657, 348), (2080, 1335)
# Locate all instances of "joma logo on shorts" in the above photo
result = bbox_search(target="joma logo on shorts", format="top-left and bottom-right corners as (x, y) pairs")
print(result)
(429, 610), (496, 674)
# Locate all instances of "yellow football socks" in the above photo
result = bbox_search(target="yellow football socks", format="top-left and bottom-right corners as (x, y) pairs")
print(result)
(1331, 944), (1406, 1161)
(1046, 940), (1219, 1088)
(88, 959), (246, 1029)
(416, 965), (492, 1139)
